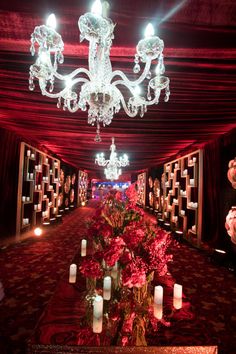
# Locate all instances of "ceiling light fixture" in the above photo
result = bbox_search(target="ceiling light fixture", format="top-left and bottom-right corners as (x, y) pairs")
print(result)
(29, 0), (170, 142)
(95, 137), (129, 181)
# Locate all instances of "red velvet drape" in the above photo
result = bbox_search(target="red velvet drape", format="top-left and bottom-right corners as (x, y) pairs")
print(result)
(0, 128), (21, 238)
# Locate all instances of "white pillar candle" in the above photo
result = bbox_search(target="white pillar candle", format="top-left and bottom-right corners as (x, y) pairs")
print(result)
(81, 239), (87, 257)
(154, 303), (163, 320)
(103, 276), (111, 300)
(154, 285), (163, 319)
(173, 297), (182, 310)
(27, 150), (31, 157)
(154, 285), (163, 305)
(93, 295), (103, 333)
(22, 196), (26, 202)
(69, 264), (77, 283)
(173, 283), (182, 309)
(174, 283), (182, 298)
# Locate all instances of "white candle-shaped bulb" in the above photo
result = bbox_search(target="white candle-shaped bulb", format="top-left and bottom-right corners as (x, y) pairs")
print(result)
(93, 295), (103, 333)
(65, 77), (73, 88)
(69, 264), (77, 283)
(46, 13), (56, 29)
(154, 285), (163, 305)
(145, 23), (154, 38)
(134, 85), (141, 96)
(81, 239), (87, 257)
(91, 0), (102, 16)
(103, 276), (111, 300)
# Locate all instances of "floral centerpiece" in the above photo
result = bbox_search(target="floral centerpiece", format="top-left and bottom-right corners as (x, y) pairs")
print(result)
(80, 184), (172, 290)
(79, 184), (173, 345)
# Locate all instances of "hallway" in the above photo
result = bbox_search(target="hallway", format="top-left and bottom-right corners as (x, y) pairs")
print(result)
(0, 201), (236, 353)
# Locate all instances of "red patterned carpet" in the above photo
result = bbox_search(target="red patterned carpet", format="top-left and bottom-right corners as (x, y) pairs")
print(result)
(0, 201), (236, 353)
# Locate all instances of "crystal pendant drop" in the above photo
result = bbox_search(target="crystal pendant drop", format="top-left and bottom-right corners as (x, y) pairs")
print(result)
(80, 34), (85, 43)
(57, 97), (61, 108)
(30, 44), (35, 56)
(133, 64), (140, 74)
(57, 52), (64, 64)
(29, 81), (35, 91)
(94, 133), (102, 142)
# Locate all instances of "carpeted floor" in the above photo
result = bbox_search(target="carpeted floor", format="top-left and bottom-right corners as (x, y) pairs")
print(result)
(0, 200), (236, 353)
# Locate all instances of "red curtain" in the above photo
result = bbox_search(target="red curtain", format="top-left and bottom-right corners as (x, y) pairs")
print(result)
(0, 128), (21, 239)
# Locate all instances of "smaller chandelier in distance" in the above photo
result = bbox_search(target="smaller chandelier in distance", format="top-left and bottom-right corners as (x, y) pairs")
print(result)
(95, 138), (129, 181)
(29, 0), (170, 142)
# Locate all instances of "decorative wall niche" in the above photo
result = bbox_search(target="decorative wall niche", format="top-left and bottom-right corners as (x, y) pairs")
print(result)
(162, 150), (203, 247)
(78, 171), (88, 206)
(137, 172), (146, 207)
(16, 142), (60, 234)
(58, 165), (77, 213)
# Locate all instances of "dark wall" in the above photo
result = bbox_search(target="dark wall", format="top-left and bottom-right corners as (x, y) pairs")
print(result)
(202, 128), (236, 248)
(59, 163), (78, 210)
(0, 128), (21, 239)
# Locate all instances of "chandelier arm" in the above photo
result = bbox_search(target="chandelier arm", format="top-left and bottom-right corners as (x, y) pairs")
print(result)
(110, 58), (152, 86)
(52, 68), (93, 82)
(119, 95), (138, 117)
(38, 79), (66, 98)
(95, 159), (109, 167)
(39, 77), (89, 100)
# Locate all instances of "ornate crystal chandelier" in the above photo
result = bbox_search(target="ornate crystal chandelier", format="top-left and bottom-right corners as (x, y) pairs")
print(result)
(29, 0), (170, 141)
(95, 137), (129, 181)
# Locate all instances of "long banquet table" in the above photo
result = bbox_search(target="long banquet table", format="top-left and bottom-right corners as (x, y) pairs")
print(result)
(28, 253), (218, 354)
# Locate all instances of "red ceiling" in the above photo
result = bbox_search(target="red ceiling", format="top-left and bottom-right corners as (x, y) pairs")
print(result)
(0, 0), (236, 178)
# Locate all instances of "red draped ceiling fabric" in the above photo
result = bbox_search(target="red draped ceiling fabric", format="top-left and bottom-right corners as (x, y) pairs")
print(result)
(0, 0), (236, 176)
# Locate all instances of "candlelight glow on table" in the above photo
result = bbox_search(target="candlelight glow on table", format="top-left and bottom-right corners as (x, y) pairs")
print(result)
(29, 0), (170, 141)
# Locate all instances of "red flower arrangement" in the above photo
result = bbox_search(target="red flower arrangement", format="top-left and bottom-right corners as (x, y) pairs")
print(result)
(80, 184), (172, 289)
(80, 256), (104, 279)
